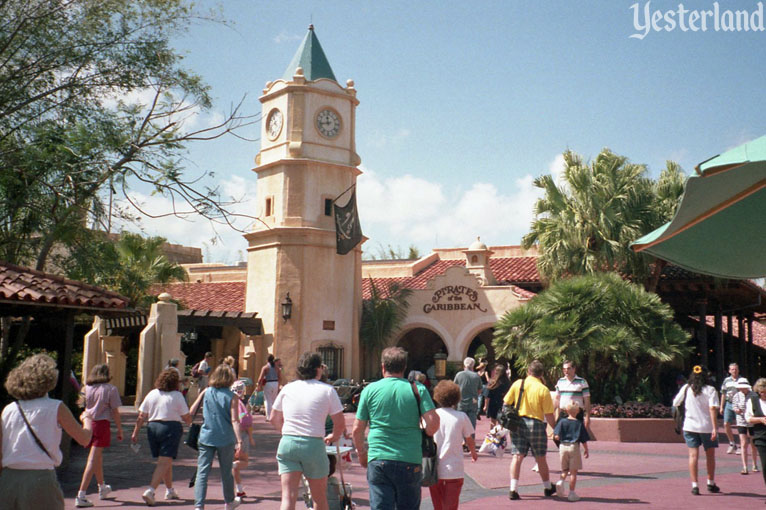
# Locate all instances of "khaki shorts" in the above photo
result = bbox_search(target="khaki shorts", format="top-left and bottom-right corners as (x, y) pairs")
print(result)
(559, 442), (582, 471)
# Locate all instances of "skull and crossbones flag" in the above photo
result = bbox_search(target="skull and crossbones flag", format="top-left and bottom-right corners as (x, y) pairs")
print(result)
(333, 189), (363, 255)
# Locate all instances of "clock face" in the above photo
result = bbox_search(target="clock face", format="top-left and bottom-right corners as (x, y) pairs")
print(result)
(267, 108), (283, 140)
(316, 108), (341, 138)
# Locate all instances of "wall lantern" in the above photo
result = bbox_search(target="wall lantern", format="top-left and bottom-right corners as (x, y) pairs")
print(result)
(434, 352), (447, 379)
(281, 293), (293, 322)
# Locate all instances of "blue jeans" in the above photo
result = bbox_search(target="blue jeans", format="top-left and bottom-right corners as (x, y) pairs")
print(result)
(194, 442), (236, 508)
(367, 459), (422, 510)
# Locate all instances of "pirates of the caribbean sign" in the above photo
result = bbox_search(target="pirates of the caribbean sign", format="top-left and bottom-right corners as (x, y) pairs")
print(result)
(423, 285), (487, 313)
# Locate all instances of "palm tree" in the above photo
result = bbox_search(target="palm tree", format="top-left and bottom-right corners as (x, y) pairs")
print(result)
(111, 233), (188, 308)
(493, 272), (690, 403)
(522, 149), (684, 286)
(68, 232), (187, 308)
(360, 278), (412, 378)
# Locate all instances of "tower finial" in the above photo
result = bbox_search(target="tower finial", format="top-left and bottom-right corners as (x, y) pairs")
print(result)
(308, 24), (314, 30)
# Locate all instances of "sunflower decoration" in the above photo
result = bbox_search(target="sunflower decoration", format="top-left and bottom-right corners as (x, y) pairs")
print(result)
(693, 365), (703, 374)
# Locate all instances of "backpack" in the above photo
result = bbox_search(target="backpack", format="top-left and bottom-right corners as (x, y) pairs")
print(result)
(191, 362), (202, 379)
(672, 385), (689, 434)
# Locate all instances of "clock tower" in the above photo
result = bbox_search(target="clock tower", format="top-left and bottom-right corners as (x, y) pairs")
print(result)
(244, 26), (363, 381)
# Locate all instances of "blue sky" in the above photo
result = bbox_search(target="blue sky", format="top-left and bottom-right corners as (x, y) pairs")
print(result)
(123, 0), (766, 263)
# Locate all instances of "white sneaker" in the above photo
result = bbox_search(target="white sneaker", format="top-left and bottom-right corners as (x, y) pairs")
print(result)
(568, 491), (580, 502)
(726, 444), (736, 454)
(531, 463), (539, 472)
(556, 480), (567, 497)
(142, 488), (156, 506)
(99, 484), (113, 500)
(75, 496), (94, 508)
(225, 498), (241, 510)
(735, 447), (742, 455)
(165, 488), (180, 500)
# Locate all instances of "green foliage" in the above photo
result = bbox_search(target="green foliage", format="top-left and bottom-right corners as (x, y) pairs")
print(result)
(360, 278), (412, 377)
(0, 0), (254, 271)
(67, 232), (187, 308)
(522, 150), (685, 284)
(493, 272), (690, 403)
(364, 244), (421, 261)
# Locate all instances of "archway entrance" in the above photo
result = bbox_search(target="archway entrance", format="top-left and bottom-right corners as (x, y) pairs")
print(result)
(467, 328), (495, 363)
(397, 328), (447, 375)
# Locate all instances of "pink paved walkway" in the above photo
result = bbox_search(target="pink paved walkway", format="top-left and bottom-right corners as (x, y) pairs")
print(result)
(59, 408), (765, 509)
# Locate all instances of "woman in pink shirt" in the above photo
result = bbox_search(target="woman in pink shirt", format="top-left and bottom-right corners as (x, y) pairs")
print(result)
(76, 364), (123, 507)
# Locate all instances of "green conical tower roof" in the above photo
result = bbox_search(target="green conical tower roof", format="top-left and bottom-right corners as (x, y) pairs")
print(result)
(282, 25), (337, 82)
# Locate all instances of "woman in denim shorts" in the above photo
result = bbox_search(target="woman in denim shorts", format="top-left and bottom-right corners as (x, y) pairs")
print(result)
(672, 365), (721, 495)
(132, 368), (191, 504)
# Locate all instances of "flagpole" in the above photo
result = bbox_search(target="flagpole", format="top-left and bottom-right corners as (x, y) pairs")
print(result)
(332, 183), (356, 204)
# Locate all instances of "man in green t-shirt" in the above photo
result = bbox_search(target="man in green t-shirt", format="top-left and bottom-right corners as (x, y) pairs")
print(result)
(352, 347), (439, 510)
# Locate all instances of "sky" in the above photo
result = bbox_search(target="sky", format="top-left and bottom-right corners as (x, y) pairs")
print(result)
(118, 0), (766, 263)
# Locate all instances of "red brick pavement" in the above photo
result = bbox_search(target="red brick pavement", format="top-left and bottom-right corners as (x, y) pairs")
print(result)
(58, 407), (765, 509)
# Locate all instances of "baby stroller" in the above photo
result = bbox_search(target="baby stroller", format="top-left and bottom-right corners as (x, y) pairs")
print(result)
(301, 444), (354, 510)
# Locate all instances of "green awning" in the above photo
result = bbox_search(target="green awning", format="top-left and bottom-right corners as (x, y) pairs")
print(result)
(632, 135), (766, 279)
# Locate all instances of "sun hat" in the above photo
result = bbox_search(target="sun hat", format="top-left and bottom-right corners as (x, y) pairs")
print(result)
(736, 377), (751, 389)
(230, 380), (246, 394)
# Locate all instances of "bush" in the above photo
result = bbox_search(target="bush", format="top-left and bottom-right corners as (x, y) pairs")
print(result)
(591, 401), (671, 418)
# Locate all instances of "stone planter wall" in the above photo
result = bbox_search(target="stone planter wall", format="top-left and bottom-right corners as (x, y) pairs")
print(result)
(588, 417), (683, 443)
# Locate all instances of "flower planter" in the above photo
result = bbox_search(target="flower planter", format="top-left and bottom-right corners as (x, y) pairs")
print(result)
(588, 418), (683, 443)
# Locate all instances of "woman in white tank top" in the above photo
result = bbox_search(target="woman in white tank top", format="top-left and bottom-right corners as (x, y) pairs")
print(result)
(0, 354), (94, 510)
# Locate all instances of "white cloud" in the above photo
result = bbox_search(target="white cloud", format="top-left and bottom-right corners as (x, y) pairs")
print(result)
(273, 30), (302, 44)
(357, 168), (541, 253)
(112, 175), (258, 264)
(548, 153), (567, 184)
(100, 85), (230, 135)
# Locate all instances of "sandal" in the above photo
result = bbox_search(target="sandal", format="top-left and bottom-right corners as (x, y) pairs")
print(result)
(753, 465), (760, 472)
(741, 468), (748, 475)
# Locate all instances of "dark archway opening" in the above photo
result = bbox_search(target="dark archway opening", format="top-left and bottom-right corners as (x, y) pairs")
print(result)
(397, 328), (447, 375)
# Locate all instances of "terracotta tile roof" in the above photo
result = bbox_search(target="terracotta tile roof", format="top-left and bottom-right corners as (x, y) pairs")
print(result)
(509, 285), (538, 300)
(0, 262), (128, 310)
(154, 282), (246, 312)
(361, 257), (540, 299)
(490, 257), (540, 283)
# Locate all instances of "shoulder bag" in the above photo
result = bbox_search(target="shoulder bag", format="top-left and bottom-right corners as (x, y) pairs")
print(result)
(497, 377), (525, 432)
(410, 382), (438, 487)
(16, 402), (55, 461)
(672, 385), (689, 435)
(185, 391), (204, 451)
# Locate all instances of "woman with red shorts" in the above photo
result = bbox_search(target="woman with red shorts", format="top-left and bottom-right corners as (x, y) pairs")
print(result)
(76, 364), (123, 507)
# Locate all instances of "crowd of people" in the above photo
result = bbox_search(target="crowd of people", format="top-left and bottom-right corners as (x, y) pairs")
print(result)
(2, 351), (766, 510)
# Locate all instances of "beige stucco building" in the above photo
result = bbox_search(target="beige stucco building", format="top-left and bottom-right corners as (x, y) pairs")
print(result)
(145, 28), (546, 382)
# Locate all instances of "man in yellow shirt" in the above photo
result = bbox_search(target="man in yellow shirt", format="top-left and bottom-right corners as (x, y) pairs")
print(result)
(503, 360), (556, 500)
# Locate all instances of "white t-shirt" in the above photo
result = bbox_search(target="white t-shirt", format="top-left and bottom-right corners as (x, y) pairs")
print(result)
(272, 379), (343, 437)
(434, 407), (475, 480)
(138, 389), (190, 422)
(672, 384), (719, 433)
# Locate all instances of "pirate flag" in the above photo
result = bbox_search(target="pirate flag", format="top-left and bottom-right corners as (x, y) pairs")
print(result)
(333, 190), (363, 255)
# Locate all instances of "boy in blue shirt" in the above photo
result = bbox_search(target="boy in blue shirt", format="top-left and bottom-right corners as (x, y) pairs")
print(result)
(553, 401), (590, 501)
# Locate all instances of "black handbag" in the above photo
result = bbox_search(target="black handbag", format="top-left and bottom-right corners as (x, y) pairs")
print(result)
(185, 423), (201, 450)
(185, 393), (203, 450)
(410, 382), (438, 486)
(497, 377), (525, 432)
(672, 385), (689, 434)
